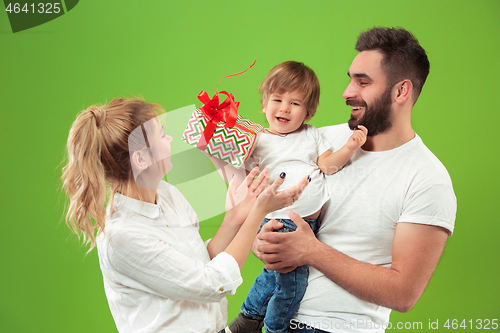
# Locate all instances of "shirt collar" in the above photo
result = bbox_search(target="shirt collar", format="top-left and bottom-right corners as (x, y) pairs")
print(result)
(112, 193), (160, 219)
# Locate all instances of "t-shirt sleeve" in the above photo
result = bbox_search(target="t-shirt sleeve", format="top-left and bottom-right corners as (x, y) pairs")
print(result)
(318, 124), (352, 153)
(398, 183), (457, 235)
(310, 125), (331, 155)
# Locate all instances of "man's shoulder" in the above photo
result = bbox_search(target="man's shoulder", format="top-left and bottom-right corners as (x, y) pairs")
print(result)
(411, 135), (454, 186)
(318, 123), (353, 150)
(318, 123), (351, 135)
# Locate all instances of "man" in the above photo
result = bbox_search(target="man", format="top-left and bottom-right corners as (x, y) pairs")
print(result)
(254, 27), (457, 333)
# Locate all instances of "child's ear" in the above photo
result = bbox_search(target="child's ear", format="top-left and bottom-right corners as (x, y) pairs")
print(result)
(304, 111), (312, 122)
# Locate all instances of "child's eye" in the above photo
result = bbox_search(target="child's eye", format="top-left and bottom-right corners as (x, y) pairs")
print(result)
(273, 99), (282, 103)
(292, 102), (300, 106)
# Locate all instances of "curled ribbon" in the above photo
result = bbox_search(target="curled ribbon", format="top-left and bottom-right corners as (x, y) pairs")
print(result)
(196, 58), (257, 150)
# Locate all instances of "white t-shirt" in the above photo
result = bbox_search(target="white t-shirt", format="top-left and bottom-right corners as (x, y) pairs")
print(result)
(294, 124), (457, 332)
(247, 124), (331, 219)
(96, 181), (242, 333)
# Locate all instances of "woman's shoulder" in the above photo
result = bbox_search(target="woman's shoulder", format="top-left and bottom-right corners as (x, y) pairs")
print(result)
(157, 181), (184, 201)
(157, 181), (196, 214)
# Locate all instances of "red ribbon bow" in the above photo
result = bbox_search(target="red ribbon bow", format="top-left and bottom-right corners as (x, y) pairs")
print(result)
(196, 58), (257, 150)
(196, 90), (239, 149)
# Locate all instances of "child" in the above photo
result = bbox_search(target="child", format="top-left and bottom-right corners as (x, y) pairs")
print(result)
(226, 61), (367, 333)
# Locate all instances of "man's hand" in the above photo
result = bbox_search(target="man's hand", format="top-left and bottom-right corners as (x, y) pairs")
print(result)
(255, 211), (319, 273)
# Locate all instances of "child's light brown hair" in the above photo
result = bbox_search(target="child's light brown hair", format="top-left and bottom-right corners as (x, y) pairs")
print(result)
(258, 61), (320, 119)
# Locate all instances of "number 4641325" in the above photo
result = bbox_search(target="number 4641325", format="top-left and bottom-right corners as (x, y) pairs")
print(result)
(5, 3), (62, 14)
(444, 319), (498, 330)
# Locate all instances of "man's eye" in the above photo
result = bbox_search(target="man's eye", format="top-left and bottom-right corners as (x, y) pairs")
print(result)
(359, 82), (368, 86)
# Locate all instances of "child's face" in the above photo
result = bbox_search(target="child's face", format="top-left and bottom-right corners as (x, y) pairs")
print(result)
(263, 90), (309, 135)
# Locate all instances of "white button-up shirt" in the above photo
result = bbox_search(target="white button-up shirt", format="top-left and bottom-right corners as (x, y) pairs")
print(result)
(97, 181), (242, 332)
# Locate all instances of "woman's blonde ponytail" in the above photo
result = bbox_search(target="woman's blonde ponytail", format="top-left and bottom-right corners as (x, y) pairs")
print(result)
(62, 99), (163, 250)
(62, 107), (108, 250)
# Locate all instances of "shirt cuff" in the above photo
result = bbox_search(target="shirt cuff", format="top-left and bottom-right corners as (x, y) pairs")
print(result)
(209, 252), (243, 295)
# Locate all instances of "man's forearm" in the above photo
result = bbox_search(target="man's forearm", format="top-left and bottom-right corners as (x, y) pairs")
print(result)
(308, 240), (419, 312)
(305, 223), (448, 312)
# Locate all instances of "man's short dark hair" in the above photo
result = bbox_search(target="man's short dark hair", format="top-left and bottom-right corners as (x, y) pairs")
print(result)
(355, 27), (430, 102)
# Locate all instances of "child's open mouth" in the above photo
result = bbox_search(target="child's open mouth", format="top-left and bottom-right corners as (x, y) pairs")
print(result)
(276, 117), (289, 122)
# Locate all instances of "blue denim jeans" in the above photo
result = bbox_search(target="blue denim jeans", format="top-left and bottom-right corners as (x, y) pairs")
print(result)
(241, 217), (321, 333)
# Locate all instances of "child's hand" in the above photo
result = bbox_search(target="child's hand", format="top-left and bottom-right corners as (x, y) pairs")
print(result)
(346, 125), (368, 151)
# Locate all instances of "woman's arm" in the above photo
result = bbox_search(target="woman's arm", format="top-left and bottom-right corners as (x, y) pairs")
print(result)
(207, 167), (269, 259)
(224, 173), (311, 269)
(107, 229), (242, 304)
(106, 172), (309, 303)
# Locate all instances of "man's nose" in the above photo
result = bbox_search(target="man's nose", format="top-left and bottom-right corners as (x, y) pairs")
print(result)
(343, 81), (357, 100)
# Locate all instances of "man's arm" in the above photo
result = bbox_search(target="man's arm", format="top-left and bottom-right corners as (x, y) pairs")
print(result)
(256, 211), (449, 312)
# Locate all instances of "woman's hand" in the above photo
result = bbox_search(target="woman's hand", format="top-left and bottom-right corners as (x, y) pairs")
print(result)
(225, 167), (270, 225)
(222, 172), (309, 269)
(254, 172), (310, 216)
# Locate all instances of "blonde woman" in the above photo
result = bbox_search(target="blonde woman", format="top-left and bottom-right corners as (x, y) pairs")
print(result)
(62, 98), (309, 333)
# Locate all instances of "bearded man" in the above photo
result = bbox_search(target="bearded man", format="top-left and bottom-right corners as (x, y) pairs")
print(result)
(254, 27), (457, 333)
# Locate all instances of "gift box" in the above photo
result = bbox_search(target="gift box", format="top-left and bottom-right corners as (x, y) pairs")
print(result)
(182, 90), (263, 168)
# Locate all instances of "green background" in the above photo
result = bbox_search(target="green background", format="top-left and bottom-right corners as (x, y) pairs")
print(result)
(1, 0), (499, 332)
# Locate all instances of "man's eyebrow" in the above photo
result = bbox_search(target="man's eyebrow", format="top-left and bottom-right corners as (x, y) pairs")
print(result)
(348, 72), (373, 81)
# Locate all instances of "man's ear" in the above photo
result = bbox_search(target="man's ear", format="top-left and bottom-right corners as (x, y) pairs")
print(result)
(394, 79), (413, 104)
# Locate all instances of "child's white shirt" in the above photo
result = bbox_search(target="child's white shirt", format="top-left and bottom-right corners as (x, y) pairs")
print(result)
(246, 124), (331, 219)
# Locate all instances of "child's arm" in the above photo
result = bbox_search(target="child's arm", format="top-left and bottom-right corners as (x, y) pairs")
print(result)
(318, 125), (368, 175)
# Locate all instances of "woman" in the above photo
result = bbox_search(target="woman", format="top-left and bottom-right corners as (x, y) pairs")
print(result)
(62, 98), (309, 332)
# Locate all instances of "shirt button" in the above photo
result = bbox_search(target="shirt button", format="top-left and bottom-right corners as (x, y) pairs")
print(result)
(219, 287), (224, 292)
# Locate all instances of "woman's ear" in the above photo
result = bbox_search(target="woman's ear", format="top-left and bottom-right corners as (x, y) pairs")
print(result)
(131, 150), (150, 172)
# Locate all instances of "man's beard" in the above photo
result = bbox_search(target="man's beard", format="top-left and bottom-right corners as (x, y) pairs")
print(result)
(347, 87), (393, 136)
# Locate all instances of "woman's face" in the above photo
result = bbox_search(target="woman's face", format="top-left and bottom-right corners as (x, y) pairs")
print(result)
(148, 118), (173, 177)
(130, 116), (173, 189)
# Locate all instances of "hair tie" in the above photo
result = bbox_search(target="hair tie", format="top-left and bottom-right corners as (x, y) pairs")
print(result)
(89, 106), (107, 128)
